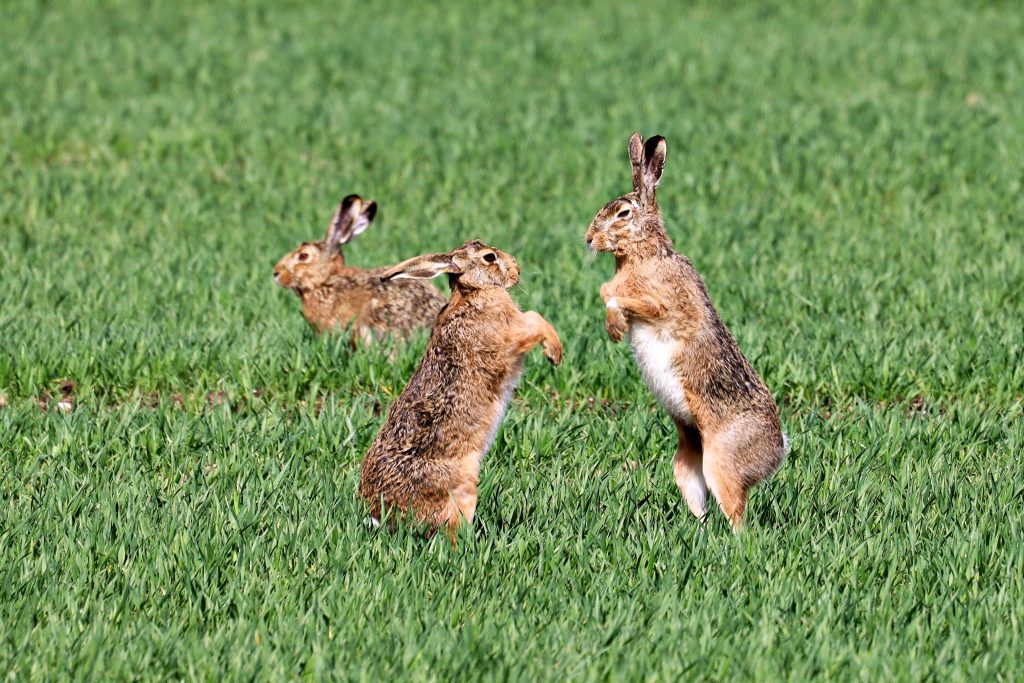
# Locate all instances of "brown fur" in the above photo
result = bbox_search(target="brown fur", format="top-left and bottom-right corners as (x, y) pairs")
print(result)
(273, 195), (446, 340)
(586, 133), (786, 531)
(359, 240), (562, 536)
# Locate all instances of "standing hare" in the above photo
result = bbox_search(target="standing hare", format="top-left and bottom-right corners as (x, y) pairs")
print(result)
(585, 132), (787, 531)
(359, 240), (562, 535)
(273, 195), (446, 340)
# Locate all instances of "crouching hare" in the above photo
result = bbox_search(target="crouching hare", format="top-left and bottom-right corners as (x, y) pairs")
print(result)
(359, 240), (562, 536)
(585, 133), (787, 531)
(273, 195), (446, 340)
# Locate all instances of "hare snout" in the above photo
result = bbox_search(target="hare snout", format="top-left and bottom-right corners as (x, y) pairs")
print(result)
(585, 224), (614, 253)
(273, 266), (295, 288)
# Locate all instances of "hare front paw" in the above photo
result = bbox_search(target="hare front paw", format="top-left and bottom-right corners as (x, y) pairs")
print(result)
(605, 300), (628, 343)
(543, 335), (563, 366)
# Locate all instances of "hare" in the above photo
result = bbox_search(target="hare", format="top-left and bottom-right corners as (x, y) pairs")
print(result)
(585, 132), (787, 531)
(273, 195), (446, 340)
(359, 240), (562, 535)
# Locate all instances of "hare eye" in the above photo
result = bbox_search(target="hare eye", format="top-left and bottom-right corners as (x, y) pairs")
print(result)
(483, 253), (497, 263)
(617, 208), (631, 219)
(298, 253), (310, 262)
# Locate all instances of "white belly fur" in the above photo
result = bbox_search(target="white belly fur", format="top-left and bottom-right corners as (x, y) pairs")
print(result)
(629, 322), (693, 425)
(480, 360), (526, 462)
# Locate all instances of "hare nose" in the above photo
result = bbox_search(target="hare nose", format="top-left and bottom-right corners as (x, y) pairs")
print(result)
(273, 269), (280, 278)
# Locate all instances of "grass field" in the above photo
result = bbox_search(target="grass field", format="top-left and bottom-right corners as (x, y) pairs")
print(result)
(2, 0), (1023, 679)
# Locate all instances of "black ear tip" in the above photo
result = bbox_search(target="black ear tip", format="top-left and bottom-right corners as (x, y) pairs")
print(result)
(364, 201), (378, 220)
(644, 136), (666, 158)
(340, 194), (361, 211)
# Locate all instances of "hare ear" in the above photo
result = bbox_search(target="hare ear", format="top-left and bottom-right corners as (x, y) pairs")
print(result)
(641, 136), (667, 202)
(628, 132), (645, 192)
(348, 200), (377, 241)
(324, 195), (362, 254)
(380, 252), (462, 282)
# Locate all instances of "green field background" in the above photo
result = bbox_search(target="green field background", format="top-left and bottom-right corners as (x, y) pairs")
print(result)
(2, 1), (1022, 680)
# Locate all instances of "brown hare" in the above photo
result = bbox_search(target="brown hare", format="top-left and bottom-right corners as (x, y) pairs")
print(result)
(273, 195), (446, 341)
(359, 240), (562, 536)
(585, 132), (787, 531)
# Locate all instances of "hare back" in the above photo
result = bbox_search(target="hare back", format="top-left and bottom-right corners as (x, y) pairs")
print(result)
(685, 311), (780, 429)
(365, 288), (527, 465)
(313, 270), (446, 333)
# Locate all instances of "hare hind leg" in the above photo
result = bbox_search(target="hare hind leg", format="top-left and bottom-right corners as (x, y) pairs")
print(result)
(703, 455), (748, 532)
(673, 421), (708, 520)
(440, 481), (479, 533)
(703, 419), (784, 532)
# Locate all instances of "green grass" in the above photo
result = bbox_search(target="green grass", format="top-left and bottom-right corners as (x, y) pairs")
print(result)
(2, 0), (1023, 679)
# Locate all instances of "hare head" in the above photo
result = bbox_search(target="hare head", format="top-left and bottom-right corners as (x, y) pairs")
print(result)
(380, 240), (520, 291)
(585, 132), (668, 256)
(273, 194), (378, 290)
